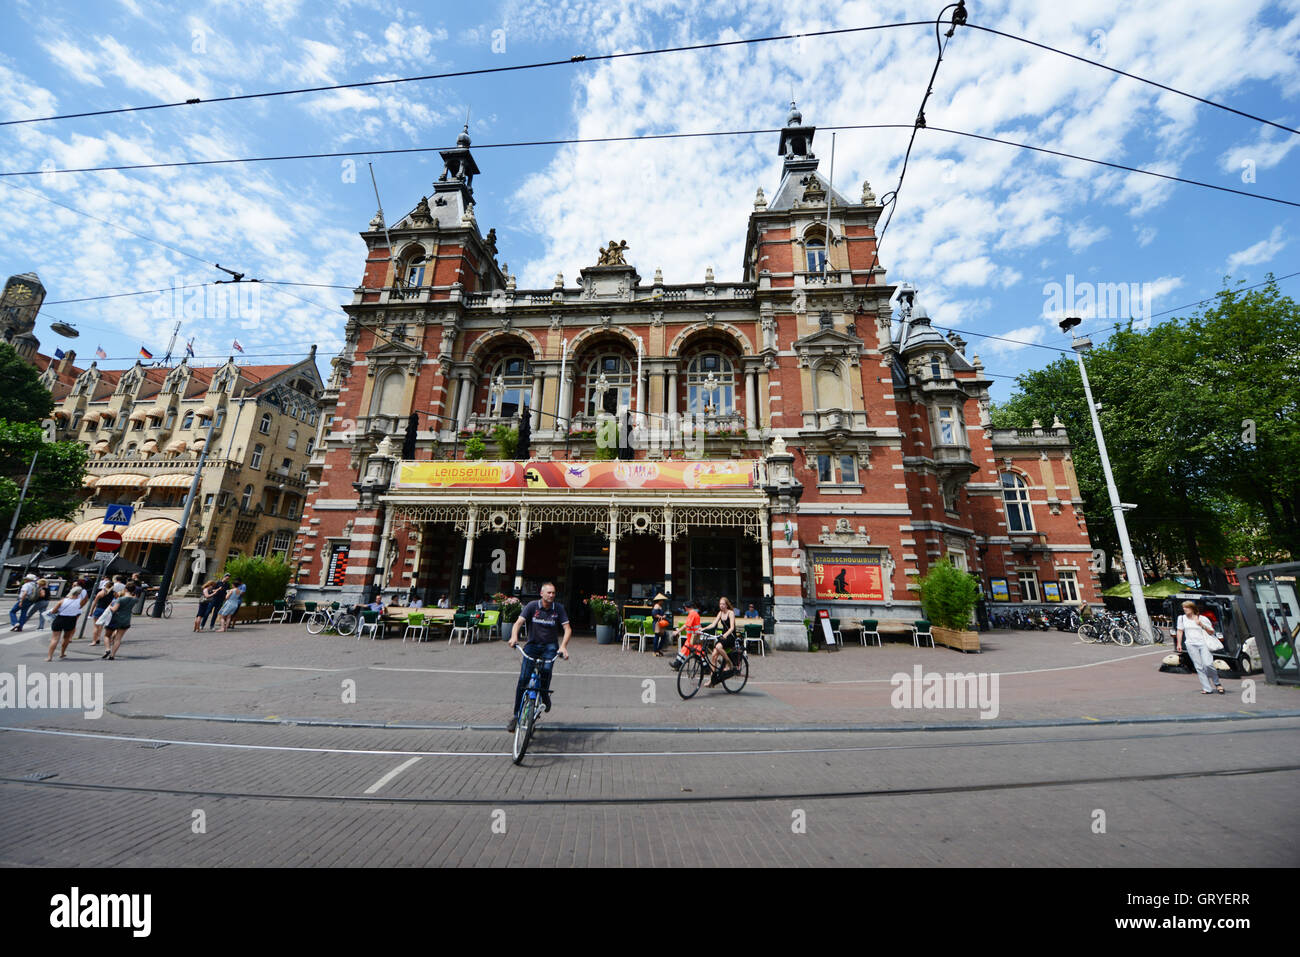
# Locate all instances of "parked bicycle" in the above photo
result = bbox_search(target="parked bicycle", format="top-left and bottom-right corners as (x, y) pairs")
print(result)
(1078, 610), (1150, 646)
(676, 632), (749, 699)
(304, 604), (357, 637)
(513, 645), (566, 764)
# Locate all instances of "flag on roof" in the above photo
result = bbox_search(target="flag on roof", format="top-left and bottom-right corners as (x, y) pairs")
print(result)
(185, 340), (195, 358)
(139, 346), (154, 359)
(54, 348), (66, 359)
(232, 339), (244, 353)
(95, 345), (107, 359)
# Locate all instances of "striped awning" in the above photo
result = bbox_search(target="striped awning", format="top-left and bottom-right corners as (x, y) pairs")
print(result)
(122, 518), (180, 544)
(17, 519), (76, 541)
(147, 473), (193, 489)
(52, 409), (70, 419)
(94, 473), (148, 489)
(192, 438), (206, 451)
(82, 475), (98, 488)
(91, 440), (111, 454)
(69, 519), (117, 543)
(128, 409), (149, 423)
(197, 405), (215, 418)
(147, 407), (166, 420)
(165, 440), (188, 454)
(141, 439), (159, 454)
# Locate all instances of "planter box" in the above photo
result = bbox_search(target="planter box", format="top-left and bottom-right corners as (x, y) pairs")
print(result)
(595, 624), (616, 644)
(932, 624), (981, 653)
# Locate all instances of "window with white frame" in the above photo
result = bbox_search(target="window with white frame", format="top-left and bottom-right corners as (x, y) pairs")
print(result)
(305, 436), (314, 454)
(259, 412), (272, 434)
(273, 529), (293, 554)
(584, 354), (633, 415)
(250, 444), (264, 469)
(1018, 570), (1040, 602)
(287, 430), (298, 450)
(816, 453), (859, 485)
(805, 238), (826, 273)
(486, 355), (532, 418)
(1001, 472), (1035, 532)
(286, 497), (299, 520)
(685, 352), (735, 416)
(240, 485), (254, 510)
(1058, 569), (1079, 603)
(253, 533), (272, 557)
(936, 407), (958, 445)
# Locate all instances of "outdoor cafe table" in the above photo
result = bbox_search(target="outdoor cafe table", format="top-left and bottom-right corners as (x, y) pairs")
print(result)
(381, 606), (455, 639)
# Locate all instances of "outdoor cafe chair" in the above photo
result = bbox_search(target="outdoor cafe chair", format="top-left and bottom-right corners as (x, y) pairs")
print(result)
(477, 609), (501, 642)
(829, 617), (844, 646)
(860, 618), (882, 647)
(402, 612), (427, 644)
(912, 619), (935, 649)
(449, 612), (475, 645)
(269, 600), (289, 625)
(742, 622), (766, 657)
(622, 616), (648, 653)
(358, 610), (381, 641)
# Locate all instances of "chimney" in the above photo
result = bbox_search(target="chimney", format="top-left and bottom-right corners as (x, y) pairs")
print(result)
(58, 349), (76, 378)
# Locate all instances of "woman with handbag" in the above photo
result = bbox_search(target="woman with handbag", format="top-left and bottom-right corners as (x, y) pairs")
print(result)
(1176, 600), (1225, 694)
(89, 579), (115, 646)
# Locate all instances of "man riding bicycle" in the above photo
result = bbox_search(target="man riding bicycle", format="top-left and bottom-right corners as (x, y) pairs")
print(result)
(507, 582), (571, 732)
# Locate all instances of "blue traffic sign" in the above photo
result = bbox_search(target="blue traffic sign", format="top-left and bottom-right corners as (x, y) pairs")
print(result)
(104, 505), (134, 526)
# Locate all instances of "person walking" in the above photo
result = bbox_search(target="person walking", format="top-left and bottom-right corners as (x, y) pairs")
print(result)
(28, 578), (53, 631)
(89, 578), (115, 646)
(102, 583), (139, 660)
(1176, 600), (1226, 695)
(217, 579), (243, 632)
(46, 583), (89, 661)
(194, 580), (219, 632)
(9, 574), (38, 632)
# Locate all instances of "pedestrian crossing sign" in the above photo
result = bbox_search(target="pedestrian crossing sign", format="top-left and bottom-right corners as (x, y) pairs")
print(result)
(104, 505), (134, 526)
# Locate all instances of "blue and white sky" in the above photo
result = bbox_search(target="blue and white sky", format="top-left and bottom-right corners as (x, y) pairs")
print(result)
(1, 0), (1297, 399)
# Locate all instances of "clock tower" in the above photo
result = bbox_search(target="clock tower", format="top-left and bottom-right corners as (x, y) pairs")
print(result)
(1, 271), (46, 361)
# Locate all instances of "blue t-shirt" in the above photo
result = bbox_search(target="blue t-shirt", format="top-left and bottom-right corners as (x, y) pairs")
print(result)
(521, 600), (569, 646)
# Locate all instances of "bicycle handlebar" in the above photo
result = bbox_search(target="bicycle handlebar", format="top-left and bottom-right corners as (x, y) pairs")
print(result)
(515, 645), (569, 662)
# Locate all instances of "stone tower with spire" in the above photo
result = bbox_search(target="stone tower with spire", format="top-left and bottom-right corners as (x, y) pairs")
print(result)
(1, 272), (46, 361)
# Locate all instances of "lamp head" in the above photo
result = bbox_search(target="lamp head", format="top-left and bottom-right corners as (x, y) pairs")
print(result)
(1058, 316), (1082, 334)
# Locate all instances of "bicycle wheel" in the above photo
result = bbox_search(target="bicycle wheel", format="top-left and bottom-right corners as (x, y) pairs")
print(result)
(335, 613), (357, 637)
(305, 612), (326, 635)
(1134, 624), (1153, 645)
(1078, 623), (1099, 643)
(163, 599), (173, 619)
(676, 654), (704, 699)
(512, 696), (533, 765)
(1110, 625), (1134, 647)
(721, 652), (748, 693)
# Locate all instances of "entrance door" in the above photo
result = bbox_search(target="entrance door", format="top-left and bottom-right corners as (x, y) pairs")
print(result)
(568, 564), (603, 630)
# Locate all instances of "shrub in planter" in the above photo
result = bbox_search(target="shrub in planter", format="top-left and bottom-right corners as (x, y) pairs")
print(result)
(224, 554), (293, 606)
(464, 435), (487, 460)
(585, 594), (619, 626)
(492, 424), (518, 460)
(491, 592), (523, 625)
(916, 559), (981, 631)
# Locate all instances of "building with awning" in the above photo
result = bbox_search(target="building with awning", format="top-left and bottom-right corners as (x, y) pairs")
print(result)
(122, 518), (180, 544)
(17, 519), (76, 542)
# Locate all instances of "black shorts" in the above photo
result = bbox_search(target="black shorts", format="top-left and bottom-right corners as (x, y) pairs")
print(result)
(53, 615), (78, 632)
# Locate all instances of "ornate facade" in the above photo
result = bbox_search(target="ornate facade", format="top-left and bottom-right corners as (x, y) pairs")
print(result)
(294, 107), (1101, 646)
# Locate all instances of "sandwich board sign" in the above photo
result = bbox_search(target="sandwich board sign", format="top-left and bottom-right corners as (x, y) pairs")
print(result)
(104, 504), (134, 526)
(816, 608), (839, 652)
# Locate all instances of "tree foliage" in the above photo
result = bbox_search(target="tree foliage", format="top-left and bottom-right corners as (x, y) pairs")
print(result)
(0, 344), (54, 423)
(223, 554), (293, 604)
(0, 416), (88, 535)
(991, 277), (1299, 575)
(916, 560), (981, 630)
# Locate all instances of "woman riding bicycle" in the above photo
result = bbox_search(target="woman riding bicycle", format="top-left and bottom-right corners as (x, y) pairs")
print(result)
(704, 596), (739, 687)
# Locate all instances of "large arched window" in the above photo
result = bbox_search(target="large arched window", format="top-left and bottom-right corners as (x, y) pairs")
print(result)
(805, 238), (826, 273)
(584, 354), (633, 415)
(399, 246), (426, 290)
(485, 355), (532, 418)
(258, 412), (272, 434)
(1001, 472), (1035, 532)
(253, 532), (272, 558)
(814, 361), (846, 409)
(685, 353), (735, 416)
(372, 370), (406, 416)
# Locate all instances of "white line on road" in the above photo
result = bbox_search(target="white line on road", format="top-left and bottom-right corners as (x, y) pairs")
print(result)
(364, 756), (422, 793)
(0, 630), (48, 645)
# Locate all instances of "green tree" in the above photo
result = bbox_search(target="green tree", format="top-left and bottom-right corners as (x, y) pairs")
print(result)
(464, 435), (486, 460)
(0, 420), (88, 534)
(916, 560), (981, 630)
(224, 554), (293, 605)
(0, 344), (54, 422)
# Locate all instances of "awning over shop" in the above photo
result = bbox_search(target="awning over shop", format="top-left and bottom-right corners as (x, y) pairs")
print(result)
(68, 519), (117, 543)
(164, 440), (188, 454)
(17, 519), (76, 541)
(122, 518), (180, 544)
(82, 475), (98, 488)
(94, 474), (148, 490)
(146, 473), (193, 489)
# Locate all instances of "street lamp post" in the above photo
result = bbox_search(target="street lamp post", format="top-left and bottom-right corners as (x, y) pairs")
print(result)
(1061, 319), (1155, 644)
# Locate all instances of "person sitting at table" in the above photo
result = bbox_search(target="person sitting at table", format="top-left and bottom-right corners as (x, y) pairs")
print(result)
(437, 595), (450, 609)
(744, 603), (760, 618)
(408, 596), (424, 609)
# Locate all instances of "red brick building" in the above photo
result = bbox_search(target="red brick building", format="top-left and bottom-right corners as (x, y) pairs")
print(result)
(294, 107), (1100, 647)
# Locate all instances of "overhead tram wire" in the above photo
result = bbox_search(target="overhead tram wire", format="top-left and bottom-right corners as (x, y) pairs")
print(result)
(0, 21), (935, 128)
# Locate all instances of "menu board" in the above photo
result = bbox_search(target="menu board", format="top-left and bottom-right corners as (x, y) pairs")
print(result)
(327, 543), (350, 586)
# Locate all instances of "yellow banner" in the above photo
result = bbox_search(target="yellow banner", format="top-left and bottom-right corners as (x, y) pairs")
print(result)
(397, 462), (519, 487)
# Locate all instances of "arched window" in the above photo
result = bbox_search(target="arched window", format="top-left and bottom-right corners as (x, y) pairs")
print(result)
(164, 408), (176, 429)
(373, 370), (406, 416)
(485, 355), (532, 418)
(181, 411), (193, 430)
(305, 436), (314, 455)
(685, 353), (735, 416)
(399, 247), (426, 290)
(253, 532), (272, 558)
(259, 412), (272, 434)
(584, 354), (633, 415)
(250, 444), (264, 469)
(287, 430), (298, 450)
(814, 361), (846, 410)
(240, 484), (254, 510)
(805, 238), (826, 273)
(1001, 472), (1034, 532)
(215, 408), (225, 427)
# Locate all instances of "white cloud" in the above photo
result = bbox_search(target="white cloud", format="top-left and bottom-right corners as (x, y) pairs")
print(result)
(1066, 220), (1110, 253)
(1135, 226), (1157, 247)
(986, 324), (1047, 357)
(1225, 226), (1287, 273)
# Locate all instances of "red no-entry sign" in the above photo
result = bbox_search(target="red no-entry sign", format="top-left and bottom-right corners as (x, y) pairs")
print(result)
(95, 530), (123, 554)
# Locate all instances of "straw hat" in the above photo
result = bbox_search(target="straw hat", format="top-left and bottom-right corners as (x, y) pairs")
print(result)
(652, 593), (669, 602)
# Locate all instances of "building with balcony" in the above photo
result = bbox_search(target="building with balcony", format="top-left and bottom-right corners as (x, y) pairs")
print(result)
(293, 106), (1100, 644)
(8, 317), (323, 587)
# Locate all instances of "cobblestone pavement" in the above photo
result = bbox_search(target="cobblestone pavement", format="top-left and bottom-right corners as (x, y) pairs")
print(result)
(2, 608), (1297, 865)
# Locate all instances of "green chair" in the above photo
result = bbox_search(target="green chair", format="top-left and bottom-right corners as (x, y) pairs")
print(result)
(478, 609), (501, 642)
(913, 619), (934, 649)
(622, 616), (648, 652)
(403, 612), (427, 644)
(269, 600), (289, 624)
(358, 609), (380, 641)
(860, 618), (881, 647)
(742, 622), (766, 657)
(449, 612), (475, 645)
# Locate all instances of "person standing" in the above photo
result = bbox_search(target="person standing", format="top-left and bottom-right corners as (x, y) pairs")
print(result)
(506, 582), (571, 731)
(89, 578), (115, 646)
(28, 578), (53, 631)
(194, 580), (219, 632)
(204, 577), (229, 631)
(217, 579), (243, 632)
(650, 593), (671, 657)
(1176, 600), (1225, 695)
(47, 584), (89, 661)
(103, 583), (139, 660)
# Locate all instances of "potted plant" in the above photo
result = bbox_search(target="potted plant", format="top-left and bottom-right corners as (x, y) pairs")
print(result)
(492, 592), (523, 628)
(586, 594), (619, 644)
(464, 434), (487, 460)
(917, 560), (982, 652)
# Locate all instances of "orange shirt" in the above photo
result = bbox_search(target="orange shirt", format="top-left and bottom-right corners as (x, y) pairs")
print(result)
(684, 609), (701, 631)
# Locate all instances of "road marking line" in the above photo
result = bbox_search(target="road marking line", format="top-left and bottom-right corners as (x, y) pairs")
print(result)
(260, 666), (351, 672)
(364, 756), (422, 793)
(0, 631), (45, 645)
